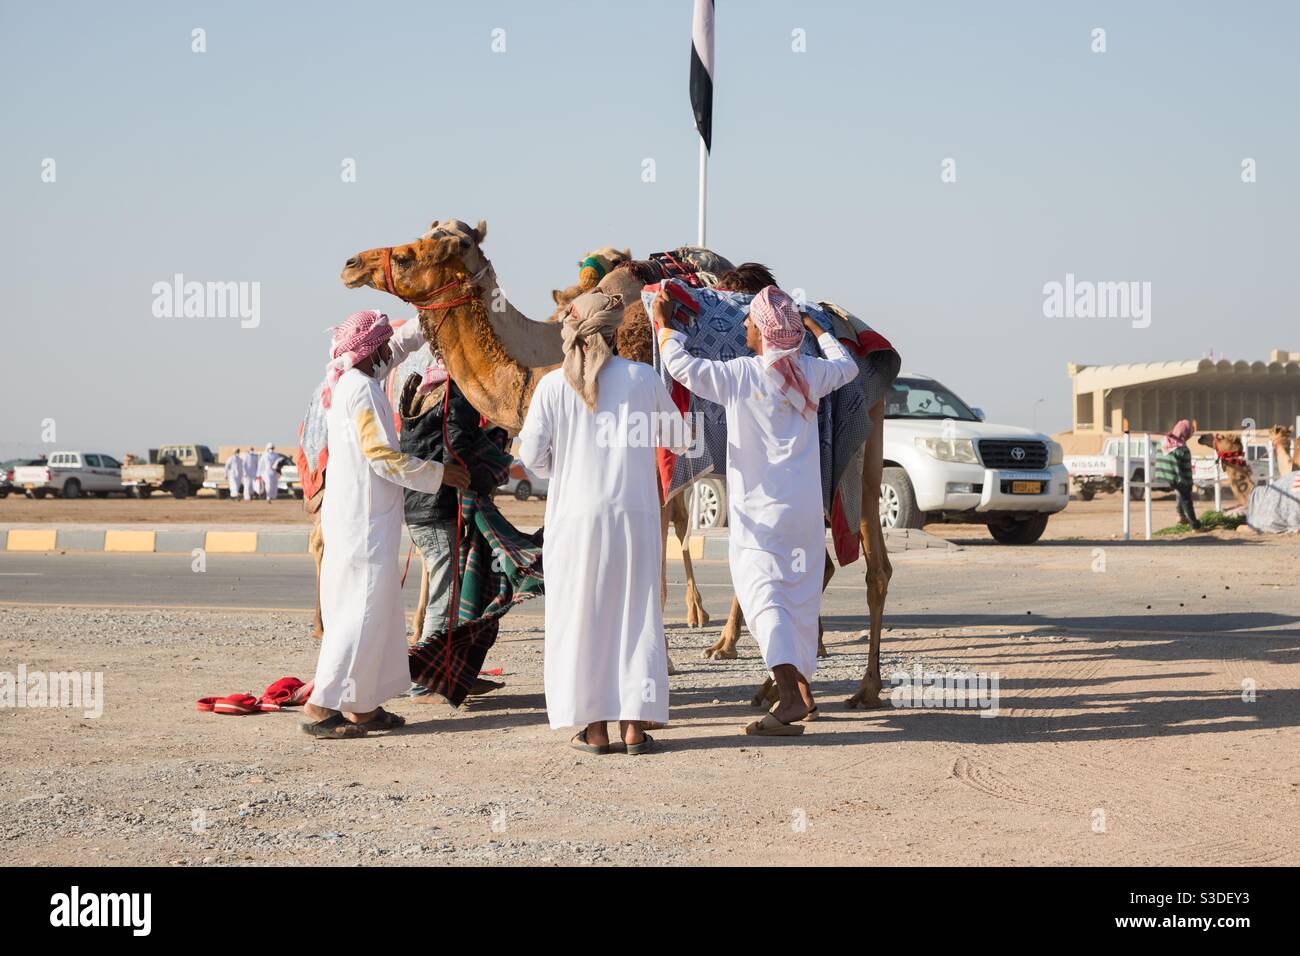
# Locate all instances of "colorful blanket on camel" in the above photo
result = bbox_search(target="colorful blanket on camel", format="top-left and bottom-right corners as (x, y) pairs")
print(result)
(408, 488), (545, 706)
(643, 279), (901, 566)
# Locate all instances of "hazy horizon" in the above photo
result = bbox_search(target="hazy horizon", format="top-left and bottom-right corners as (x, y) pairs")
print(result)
(3, 0), (1297, 459)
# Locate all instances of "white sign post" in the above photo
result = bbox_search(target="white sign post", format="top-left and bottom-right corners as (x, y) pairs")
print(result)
(1142, 435), (1152, 540)
(1121, 434), (1131, 541)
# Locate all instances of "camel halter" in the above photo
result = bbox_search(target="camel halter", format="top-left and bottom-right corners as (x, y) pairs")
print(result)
(377, 242), (490, 686)
(380, 246), (487, 311)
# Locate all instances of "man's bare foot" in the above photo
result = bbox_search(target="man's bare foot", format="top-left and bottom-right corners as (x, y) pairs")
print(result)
(342, 708), (378, 725)
(583, 721), (610, 748)
(619, 720), (646, 747)
(303, 702), (336, 723)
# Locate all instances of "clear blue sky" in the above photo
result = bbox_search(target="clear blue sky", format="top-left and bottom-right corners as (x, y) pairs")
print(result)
(2, 0), (1296, 457)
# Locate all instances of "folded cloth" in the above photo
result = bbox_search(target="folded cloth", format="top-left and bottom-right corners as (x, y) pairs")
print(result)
(1247, 472), (1300, 533)
(408, 491), (545, 706)
(260, 677), (309, 708)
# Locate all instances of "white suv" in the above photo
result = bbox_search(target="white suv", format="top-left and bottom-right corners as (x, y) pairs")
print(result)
(12, 452), (124, 499)
(880, 375), (1069, 544)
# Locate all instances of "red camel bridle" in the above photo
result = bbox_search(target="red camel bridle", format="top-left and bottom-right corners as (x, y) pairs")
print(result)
(377, 243), (491, 694)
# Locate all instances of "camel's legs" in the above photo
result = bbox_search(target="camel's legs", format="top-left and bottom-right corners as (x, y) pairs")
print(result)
(670, 495), (711, 628)
(309, 520), (325, 639)
(410, 559), (430, 645)
(706, 595), (744, 659)
(658, 494), (679, 676)
(848, 399), (891, 709)
(817, 551), (833, 658)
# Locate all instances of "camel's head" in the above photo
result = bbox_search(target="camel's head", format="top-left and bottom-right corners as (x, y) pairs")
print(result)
(577, 247), (632, 290)
(548, 282), (584, 321)
(1270, 424), (1294, 445)
(340, 219), (489, 305)
(1200, 431), (1245, 456)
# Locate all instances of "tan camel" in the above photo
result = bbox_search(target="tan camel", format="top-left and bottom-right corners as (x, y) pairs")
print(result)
(339, 220), (711, 649)
(1270, 425), (1295, 476)
(340, 219), (893, 708)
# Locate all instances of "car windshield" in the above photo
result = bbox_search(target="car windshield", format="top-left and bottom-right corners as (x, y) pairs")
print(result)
(884, 377), (980, 421)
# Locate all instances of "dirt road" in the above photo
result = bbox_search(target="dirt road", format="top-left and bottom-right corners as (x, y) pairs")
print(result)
(2, 530), (1296, 866)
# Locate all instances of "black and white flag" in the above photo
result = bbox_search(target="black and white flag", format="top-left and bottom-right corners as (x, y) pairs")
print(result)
(690, 0), (715, 152)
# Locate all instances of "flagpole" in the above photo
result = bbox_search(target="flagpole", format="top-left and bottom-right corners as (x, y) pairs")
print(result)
(697, 137), (707, 247)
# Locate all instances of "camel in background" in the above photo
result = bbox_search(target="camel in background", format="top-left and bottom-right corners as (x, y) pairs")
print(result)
(1270, 425), (1295, 476)
(340, 219), (894, 709)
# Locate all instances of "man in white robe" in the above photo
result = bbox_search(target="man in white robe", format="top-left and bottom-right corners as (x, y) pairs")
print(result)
(240, 446), (260, 500)
(656, 285), (858, 735)
(301, 310), (469, 739)
(224, 448), (244, 501)
(518, 291), (688, 754)
(257, 443), (281, 502)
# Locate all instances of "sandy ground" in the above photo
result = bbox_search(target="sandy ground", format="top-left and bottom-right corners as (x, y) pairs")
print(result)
(1, 517), (1297, 866)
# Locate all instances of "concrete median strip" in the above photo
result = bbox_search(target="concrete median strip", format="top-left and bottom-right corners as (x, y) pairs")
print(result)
(1, 524), (939, 560)
(104, 530), (155, 553)
(203, 531), (259, 554)
(6, 529), (57, 551)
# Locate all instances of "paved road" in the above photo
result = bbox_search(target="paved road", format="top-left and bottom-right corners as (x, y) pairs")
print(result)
(3, 542), (1297, 643)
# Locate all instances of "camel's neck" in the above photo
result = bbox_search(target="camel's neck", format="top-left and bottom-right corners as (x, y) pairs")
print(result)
(422, 287), (543, 433)
(1274, 439), (1296, 475)
(477, 260), (566, 369)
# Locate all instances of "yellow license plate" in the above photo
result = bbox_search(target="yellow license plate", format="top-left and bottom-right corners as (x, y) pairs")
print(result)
(1011, 481), (1042, 494)
(23, 483), (34, 489)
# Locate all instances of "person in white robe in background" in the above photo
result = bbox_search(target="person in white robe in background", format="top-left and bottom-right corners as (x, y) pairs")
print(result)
(518, 290), (688, 755)
(655, 285), (858, 736)
(258, 443), (281, 502)
(225, 448), (244, 501)
(301, 310), (469, 739)
(240, 446), (260, 500)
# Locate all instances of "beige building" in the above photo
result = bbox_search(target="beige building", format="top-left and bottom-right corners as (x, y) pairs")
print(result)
(1068, 349), (1300, 442)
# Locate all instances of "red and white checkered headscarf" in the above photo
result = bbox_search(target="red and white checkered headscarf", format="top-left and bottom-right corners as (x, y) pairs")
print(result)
(320, 310), (393, 408)
(750, 286), (815, 421)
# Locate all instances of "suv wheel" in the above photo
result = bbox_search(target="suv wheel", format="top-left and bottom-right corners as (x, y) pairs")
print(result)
(692, 477), (727, 529)
(880, 467), (924, 529)
(1129, 470), (1146, 501)
(62, 479), (82, 499)
(989, 514), (1049, 544)
(514, 480), (532, 501)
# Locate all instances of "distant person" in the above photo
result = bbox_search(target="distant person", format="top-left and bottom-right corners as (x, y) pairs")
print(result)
(656, 284), (858, 736)
(518, 290), (688, 754)
(240, 446), (259, 501)
(301, 310), (468, 739)
(1156, 419), (1201, 530)
(258, 443), (282, 502)
(225, 448), (245, 501)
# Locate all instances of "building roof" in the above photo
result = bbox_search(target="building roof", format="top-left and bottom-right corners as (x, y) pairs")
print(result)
(1069, 356), (1300, 392)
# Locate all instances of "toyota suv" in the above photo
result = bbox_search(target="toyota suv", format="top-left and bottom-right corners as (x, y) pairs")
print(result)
(881, 374), (1069, 543)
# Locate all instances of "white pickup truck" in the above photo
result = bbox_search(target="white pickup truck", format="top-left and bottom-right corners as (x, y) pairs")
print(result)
(879, 375), (1069, 544)
(12, 452), (125, 499)
(1066, 436), (1273, 501)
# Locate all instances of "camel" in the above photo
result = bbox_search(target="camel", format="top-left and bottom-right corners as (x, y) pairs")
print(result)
(340, 219), (895, 709)
(1270, 425), (1295, 476)
(1197, 431), (1255, 507)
